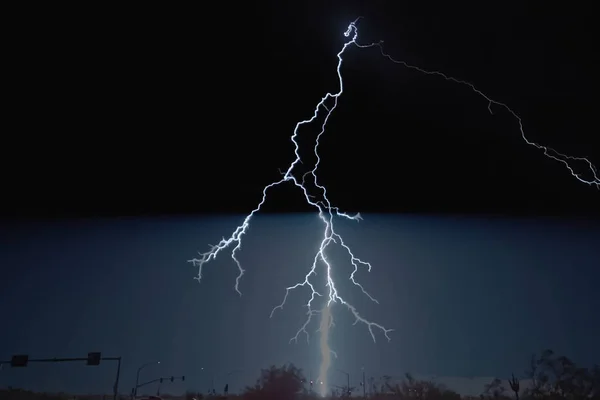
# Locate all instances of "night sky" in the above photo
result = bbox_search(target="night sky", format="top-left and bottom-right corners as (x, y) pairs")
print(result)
(2, 1), (599, 397)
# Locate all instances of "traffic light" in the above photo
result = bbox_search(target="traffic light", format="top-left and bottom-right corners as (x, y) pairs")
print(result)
(160, 378), (163, 383)
(170, 376), (174, 382)
(87, 352), (101, 366)
(181, 376), (185, 381)
(11, 354), (29, 367)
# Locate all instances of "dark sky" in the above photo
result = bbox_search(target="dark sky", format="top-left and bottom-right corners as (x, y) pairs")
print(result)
(3, 2), (598, 217)
(2, 1), (599, 397)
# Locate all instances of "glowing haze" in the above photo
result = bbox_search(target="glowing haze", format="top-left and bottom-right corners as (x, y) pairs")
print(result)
(189, 17), (598, 396)
(317, 305), (334, 396)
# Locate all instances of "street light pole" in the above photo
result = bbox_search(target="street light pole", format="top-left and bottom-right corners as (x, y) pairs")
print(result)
(200, 367), (214, 394)
(362, 367), (366, 399)
(347, 373), (350, 395)
(134, 361), (160, 398)
(113, 357), (121, 400)
(337, 369), (350, 396)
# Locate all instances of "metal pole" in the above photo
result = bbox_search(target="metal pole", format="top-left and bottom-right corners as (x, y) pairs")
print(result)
(134, 361), (159, 397)
(134, 368), (141, 397)
(113, 357), (121, 400)
(363, 369), (366, 398)
(347, 373), (350, 396)
(337, 369), (350, 396)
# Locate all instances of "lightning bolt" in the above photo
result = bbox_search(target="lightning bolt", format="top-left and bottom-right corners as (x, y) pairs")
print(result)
(362, 41), (600, 188)
(189, 16), (598, 394)
(189, 18), (392, 345)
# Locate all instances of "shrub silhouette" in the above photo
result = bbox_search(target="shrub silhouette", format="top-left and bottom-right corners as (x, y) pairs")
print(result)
(242, 363), (305, 400)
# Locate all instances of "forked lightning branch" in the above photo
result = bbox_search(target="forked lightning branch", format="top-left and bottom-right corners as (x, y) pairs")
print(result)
(188, 17), (598, 392)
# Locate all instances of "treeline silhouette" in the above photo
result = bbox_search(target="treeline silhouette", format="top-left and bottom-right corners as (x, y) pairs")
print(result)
(2, 349), (598, 400)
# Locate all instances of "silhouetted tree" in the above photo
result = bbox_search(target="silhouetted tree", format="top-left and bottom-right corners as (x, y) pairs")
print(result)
(482, 378), (508, 399)
(525, 349), (599, 400)
(243, 363), (305, 400)
(382, 373), (461, 400)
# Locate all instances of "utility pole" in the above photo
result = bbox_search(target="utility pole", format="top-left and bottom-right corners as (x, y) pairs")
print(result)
(362, 368), (366, 398)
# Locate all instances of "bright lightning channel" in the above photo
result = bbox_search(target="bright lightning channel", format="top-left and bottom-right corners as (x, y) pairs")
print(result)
(189, 16), (599, 395)
(189, 18), (392, 346)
